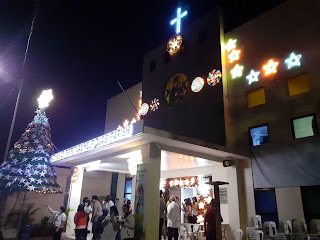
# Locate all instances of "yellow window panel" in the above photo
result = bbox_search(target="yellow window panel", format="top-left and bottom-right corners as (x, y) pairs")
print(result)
(288, 73), (311, 96)
(247, 88), (266, 108)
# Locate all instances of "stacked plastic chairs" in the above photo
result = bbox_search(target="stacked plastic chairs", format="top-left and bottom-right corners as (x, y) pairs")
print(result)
(310, 219), (320, 234)
(233, 229), (243, 240)
(246, 227), (264, 240)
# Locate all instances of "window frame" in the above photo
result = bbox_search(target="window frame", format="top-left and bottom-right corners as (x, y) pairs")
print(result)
(246, 87), (266, 108)
(124, 177), (133, 200)
(249, 123), (270, 147)
(291, 113), (318, 139)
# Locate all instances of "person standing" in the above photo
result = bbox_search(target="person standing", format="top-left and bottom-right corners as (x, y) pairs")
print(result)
(159, 190), (166, 240)
(167, 196), (180, 240)
(118, 204), (135, 240)
(102, 206), (120, 240)
(105, 195), (114, 212)
(91, 195), (103, 240)
(74, 205), (88, 240)
(47, 204), (67, 240)
(205, 199), (223, 240)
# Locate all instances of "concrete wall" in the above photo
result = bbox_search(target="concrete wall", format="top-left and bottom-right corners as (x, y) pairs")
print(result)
(3, 166), (71, 228)
(224, 0), (320, 153)
(223, 0), (320, 226)
(142, 8), (226, 146)
(80, 170), (112, 201)
(105, 82), (142, 133)
(275, 187), (305, 222)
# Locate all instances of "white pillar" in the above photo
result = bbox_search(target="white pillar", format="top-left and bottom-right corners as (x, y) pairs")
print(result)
(139, 143), (161, 239)
(131, 175), (137, 212)
(116, 173), (126, 214)
(226, 165), (240, 230)
(66, 166), (84, 238)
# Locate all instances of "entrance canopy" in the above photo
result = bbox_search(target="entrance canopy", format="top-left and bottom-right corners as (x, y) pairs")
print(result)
(51, 120), (247, 169)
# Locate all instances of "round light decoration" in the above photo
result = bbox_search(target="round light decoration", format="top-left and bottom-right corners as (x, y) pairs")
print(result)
(71, 167), (79, 183)
(167, 35), (183, 55)
(139, 103), (149, 116)
(191, 77), (205, 93)
(207, 70), (221, 86)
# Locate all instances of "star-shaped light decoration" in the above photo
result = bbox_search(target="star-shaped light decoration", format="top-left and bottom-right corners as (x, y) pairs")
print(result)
(228, 49), (241, 63)
(123, 119), (129, 127)
(184, 178), (190, 186)
(167, 35), (183, 55)
(38, 89), (53, 109)
(37, 179), (43, 184)
(225, 39), (237, 52)
(285, 52), (302, 69)
(246, 70), (260, 85)
(263, 59), (279, 75)
(230, 64), (244, 79)
(130, 118), (137, 125)
(169, 180), (174, 187)
(29, 185), (35, 191)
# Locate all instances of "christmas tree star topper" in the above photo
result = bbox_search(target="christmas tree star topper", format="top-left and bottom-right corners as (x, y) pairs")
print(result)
(38, 89), (53, 109)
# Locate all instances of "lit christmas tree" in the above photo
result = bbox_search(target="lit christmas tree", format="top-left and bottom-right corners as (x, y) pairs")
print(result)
(0, 89), (61, 193)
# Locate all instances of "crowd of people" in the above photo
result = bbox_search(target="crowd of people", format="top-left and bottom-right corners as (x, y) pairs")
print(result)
(47, 194), (135, 240)
(160, 190), (222, 240)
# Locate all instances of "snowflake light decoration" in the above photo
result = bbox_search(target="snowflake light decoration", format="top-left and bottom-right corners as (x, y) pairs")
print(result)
(150, 98), (160, 111)
(191, 77), (205, 93)
(167, 35), (183, 55)
(285, 52), (302, 69)
(207, 69), (222, 86)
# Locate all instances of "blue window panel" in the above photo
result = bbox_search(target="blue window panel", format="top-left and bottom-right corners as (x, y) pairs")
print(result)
(250, 125), (270, 146)
(124, 194), (131, 200)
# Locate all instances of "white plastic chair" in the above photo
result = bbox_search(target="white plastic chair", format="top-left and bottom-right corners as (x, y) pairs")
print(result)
(252, 215), (263, 229)
(247, 227), (264, 240)
(292, 219), (307, 233)
(264, 221), (278, 236)
(232, 229), (243, 240)
(179, 223), (191, 240)
(279, 221), (292, 234)
(310, 219), (320, 234)
(275, 233), (287, 240)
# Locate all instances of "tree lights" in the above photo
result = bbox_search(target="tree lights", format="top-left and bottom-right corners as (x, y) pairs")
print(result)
(285, 52), (302, 69)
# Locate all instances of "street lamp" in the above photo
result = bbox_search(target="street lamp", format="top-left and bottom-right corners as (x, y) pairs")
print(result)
(0, 68), (24, 162)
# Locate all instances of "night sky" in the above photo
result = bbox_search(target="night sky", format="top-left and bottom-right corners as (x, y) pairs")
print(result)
(0, 0), (284, 162)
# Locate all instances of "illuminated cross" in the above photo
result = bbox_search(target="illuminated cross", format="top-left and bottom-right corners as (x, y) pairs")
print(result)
(170, 8), (188, 34)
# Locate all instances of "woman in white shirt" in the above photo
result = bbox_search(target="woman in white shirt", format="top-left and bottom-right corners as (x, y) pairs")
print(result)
(102, 206), (119, 240)
(47, 204), (67, 240)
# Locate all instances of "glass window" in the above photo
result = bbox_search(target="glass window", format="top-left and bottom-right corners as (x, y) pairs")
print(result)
(293, 115), (318, 139)
(247, 88), (266, 108)
(287, 73), (310, 96)
(124, 178), (132, 200)
(250, 125), (270, 146)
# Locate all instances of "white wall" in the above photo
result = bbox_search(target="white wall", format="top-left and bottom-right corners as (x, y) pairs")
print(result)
(275, 187), (304, 222)
(80, 170), (112, 201)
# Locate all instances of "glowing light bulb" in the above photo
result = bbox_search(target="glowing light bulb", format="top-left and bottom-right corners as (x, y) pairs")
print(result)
(246, 70), (260, 85)
(170, 180), (174, 187)
(174, 179), (179, 186)
(263, 59), (279, 75)
(230, 64), (244, 79)
(191, 178), (195, 185)
(185, 179), (190, 186)
(228, 49), (241, 63)
(123, 119), (129, 127)
(179, 179), (184, 187)
(225, 39), (237, 52)
(285, 52), (302, 69)
(38, 89), (53, 109)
